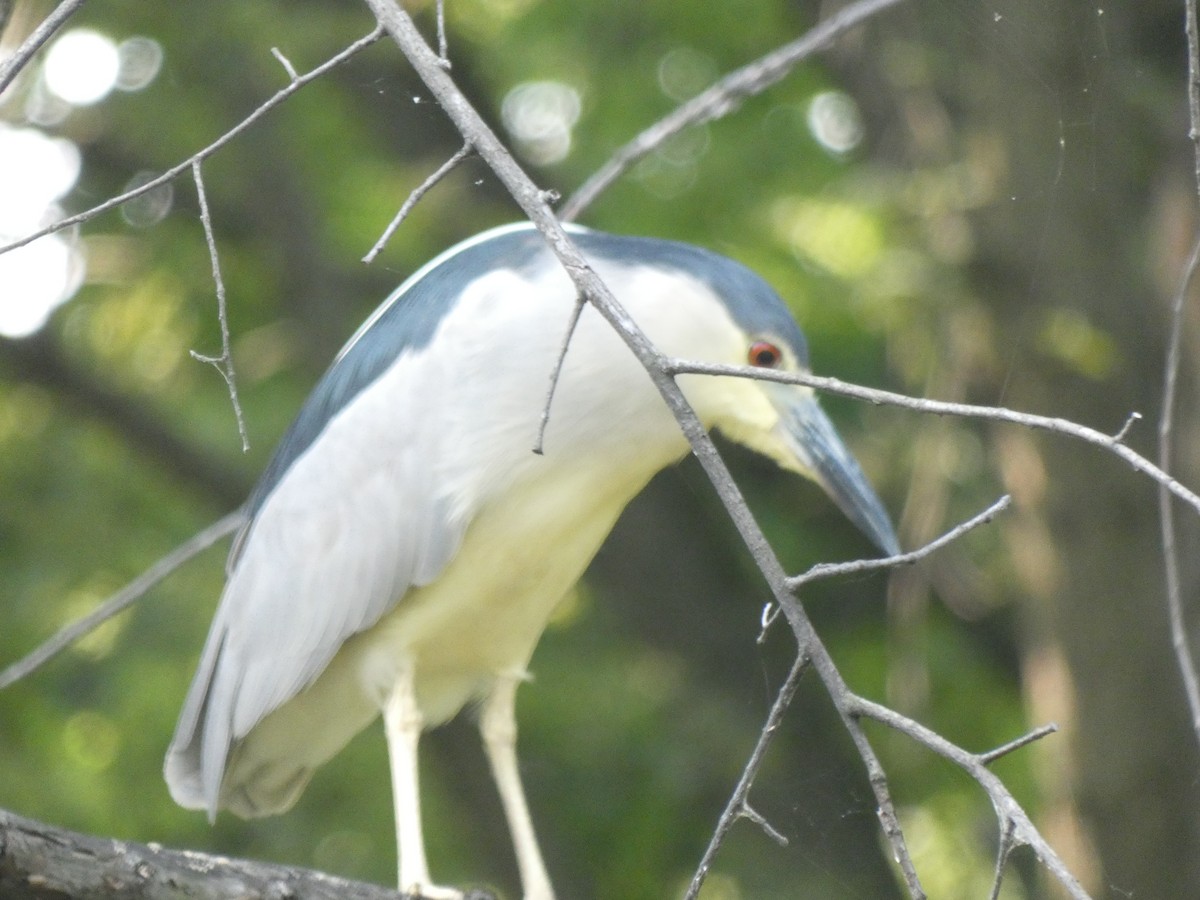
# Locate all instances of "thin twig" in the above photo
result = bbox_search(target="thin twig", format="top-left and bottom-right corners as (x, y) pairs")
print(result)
(684, 654), (809, 900)
(271, 46), (299, 81)
(1113, 410), (1142, 443)
(664, 358), (1200, 518)
(0, 0), (87, 98)
(789, 495), (1012, 589)
(560, 0), (905, 221)
(363, 142), (473, 264)
(756, 495), (1011, 640)
(532, 294), (587, 455)
(1187, 0), (1200, 190)
(435, 0), (449, 66)
(190, 161), (250, 452)
(1157, 231), (1200, 745)
(0, 26), (384, 260)
(1159, 0), (1200, 749)
(0, 511), (243, 691)
(979, 723), (1059, 766)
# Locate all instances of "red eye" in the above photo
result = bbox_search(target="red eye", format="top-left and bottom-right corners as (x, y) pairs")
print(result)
(748, 341), (782, 368)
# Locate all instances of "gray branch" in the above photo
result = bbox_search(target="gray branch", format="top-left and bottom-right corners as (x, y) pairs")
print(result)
(0, 0), (87, 98)
(0, 807), (495, 900)
(0, 27), (384, 261)
(560, 0), (906, 221)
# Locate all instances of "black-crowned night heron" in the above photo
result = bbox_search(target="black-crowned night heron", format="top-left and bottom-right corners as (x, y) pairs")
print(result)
(165, 222), (898, 900)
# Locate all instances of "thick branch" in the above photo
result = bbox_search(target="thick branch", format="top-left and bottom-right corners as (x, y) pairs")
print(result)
(0, 807), (495, 900)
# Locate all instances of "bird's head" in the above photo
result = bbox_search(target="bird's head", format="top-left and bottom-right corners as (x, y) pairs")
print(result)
(582, 232), (901, 557)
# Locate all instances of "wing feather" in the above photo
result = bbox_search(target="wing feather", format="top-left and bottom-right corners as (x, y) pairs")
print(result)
(165, 347), (466, 815)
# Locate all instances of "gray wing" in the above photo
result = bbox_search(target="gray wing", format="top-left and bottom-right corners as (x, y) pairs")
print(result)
(164, 347), (465, 818)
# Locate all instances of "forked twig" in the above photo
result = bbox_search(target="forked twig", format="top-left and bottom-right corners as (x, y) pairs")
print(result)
(190, 162), (249, 451)
(684, 654), (809, 900)
(0, 27), (384, 260)
(852, 696), (1087, 899)
(362, 2), (925, 892)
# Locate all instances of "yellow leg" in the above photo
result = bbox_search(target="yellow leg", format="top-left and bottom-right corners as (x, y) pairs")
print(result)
(480, 673), (555, 900)
(384, 661), (463, 899)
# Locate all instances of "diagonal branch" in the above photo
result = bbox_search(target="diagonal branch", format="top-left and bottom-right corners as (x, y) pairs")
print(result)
(851, 696), (1089, 899)
(0, 26), (384, 261)
(363, 142), (474, 264)
(360, 1), (925, 893)
(665, 358), (1200, 517)
(684, 654), (810, 900)
(560, 0), (906, 221)
(0, 511), (243, 691)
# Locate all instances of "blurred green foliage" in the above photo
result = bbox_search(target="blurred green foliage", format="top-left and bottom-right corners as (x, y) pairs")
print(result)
(3, 1), (1198, 898)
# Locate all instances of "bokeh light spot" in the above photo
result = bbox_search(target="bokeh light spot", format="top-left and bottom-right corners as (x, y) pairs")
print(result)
(115, 36), (164, 92)
(120, 171), (174, 227)
(62, 710), (121, 773)
(807, 90), (864, 155)
(43, 29), (121, 106)
(501, 80), (581, 165)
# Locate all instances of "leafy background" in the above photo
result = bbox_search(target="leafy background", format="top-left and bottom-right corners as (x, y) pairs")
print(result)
(2, 0), (1198, 897)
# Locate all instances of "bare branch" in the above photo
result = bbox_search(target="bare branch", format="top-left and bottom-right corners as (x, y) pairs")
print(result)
(1157, 231), (1200, 745)
(435, 0), (449, 66)
(560, 0), (906, 221)
(756, 495), (1011, 642)
(665, 358), (1200, 517)
(979, 723), (1059, 766)
(851, 696), (1091, 899)
(532, 294), (586, 455)
(189, 162), (250, 452)
(789, 495), (1012, 589)
(0, 0), (87, 98)
(363, 142), (474, 264)
(362, 0), (922, 888)
(0, 511), (242, 691)
(0, 26), (384, 260)
(988, 818), (1019, 900)
(271, 46), (300, 81)
(1186, 0), (1200, 190)
(684, 654), (808, 900)
(0, 806), (493, 900)
(1159, 0), (1200, 749)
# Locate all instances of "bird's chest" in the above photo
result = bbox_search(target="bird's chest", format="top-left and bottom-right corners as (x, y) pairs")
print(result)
(352, 452), (668, 723)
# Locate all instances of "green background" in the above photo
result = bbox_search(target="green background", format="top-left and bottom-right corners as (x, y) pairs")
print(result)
(2, 1), (1198, 897)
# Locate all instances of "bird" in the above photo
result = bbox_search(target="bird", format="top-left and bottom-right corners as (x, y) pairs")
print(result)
(164, 221), (899, 900)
